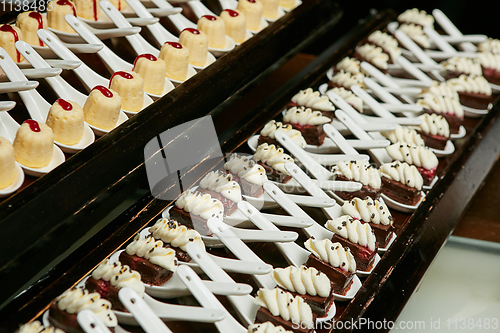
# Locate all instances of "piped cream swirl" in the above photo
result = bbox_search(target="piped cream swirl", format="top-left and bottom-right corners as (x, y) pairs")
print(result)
(367, 30), (401, 62)
(291, 88), (335, 111)
(199, 170), (241, 203)
(55, 288), (117, 328)
(478, 38), (500, 54)
(304, 238), (356, 273)
(331, 160), (381, 189)
(253, 143), (293, 175)
(356, 44), (389, 70)
(379, 161), (423, 190)
(414, 113), (450, 138)
(416, 92), (464, 117)
(260, 120), (307, 148)
(331, 70), (365, 89)
(398, 23), (431, 49)
(18, 321), (64, 333)
(149, 218), (205, 252)
(272, 265), (331, 298)
(125, 235), (178, 272)
(426, 81), (460, 100)
(283, 106), (331, 126)
(447, 74), (492, 96)
(476, 52), (500, 72)
(327, 87), (363, 112)
(335, 57), (363, 74)
(398, 8), (434, 27)
(91, 260), (145, 297)
(325, 215), (376, 252)
(441, 57), (482, 76)
(386, 141), (439, 170)
(342, 197), (393, 226)
(254, 288), (314, 328)
(225, 153), (268, 185)
(381, 125), (425, 146)
(175, 190), (224, 219)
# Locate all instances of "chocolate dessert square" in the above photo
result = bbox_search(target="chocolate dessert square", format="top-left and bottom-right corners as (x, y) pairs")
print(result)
(333, 175), (380, 201)
(423, 110), (462, 135)
(286, 123), (325, 146)
(255, 307), (316, 333)
(49, 302), (116, 333)
(305, 254), (354, 295)
(196, 188), (238, 216)
(457, 92), (495, 110)
(381, 176), (422, 206)
(416, 131), (448, 150)
(257, 161), (292, 184)
(169, 206), (213, 236)
(284, 288), (336, 318)
(366, 222), (395, 249)
(85, 277), (126, 312)
(227, 171), (264, 198)
(330, 234), (376, 272)
(119, 252), (173, 286)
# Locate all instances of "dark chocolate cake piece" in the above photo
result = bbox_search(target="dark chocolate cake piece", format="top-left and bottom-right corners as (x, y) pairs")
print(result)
(254, 288), (316, 333)
(385, 142), (439, 184)
(48, 287), (117, 333)
(447, 74), (494, 110)
(224, 153), (267, 198)
(171, 189), (224, 236)
(379, 161), (423, 206)
(327, 69), (366, 91)
(149, 218), (205, 263)
(253, 143), (293, 184)
(119, 234), (178, 286)
(198, 170), (241, 216)
(325, 215), (377, 272)
(342, 197), (395, 248)
(353, 43), (389, 73)
(272, 265), (335, 317)
(258, 120), (307, 152)
(282, 106), (330, 146)
(304, 238), (356, 294)
(85, 259), (144, 312)
(331, 160), (382, 201)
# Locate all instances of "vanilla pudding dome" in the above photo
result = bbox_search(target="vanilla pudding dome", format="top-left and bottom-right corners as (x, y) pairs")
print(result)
(220, 9), (247, 44)
(16, 11), (47, 46)
(237, 0), (263, 31)
(47, 0), (77, 33)
(197, 15), (226, 49)
(109, 71), (144, 112)
(74, 0), (100, 21)
(13, 120), (54, 168)
(133, 54), (166, 95)
(159, 42), (189, 82)
(46, 99), (85, 145)
(178, 28), (208, 67)
(83, 85), (121, 130)
(0, 24), (23, 63)
(0, 137), (16, 189)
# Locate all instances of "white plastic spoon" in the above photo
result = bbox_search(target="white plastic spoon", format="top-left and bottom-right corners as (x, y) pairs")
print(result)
(31, 42), (103, 59)
(0, 67), (62, 82)
(0, 80), (38, 93)
(177, 265), (246, 333)
(17, 59), (82, 70)
(77, 310), (113, 333)
(184, 241), (259, 327)
(322, 123), (360, 155)
(432, 9), (477, 52)
(118, 288), (173, 333)
(49, 21), (141, 44)
(440, 34), (486, 44)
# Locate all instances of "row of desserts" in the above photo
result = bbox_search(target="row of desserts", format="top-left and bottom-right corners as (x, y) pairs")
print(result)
(13, 7), (496, 332)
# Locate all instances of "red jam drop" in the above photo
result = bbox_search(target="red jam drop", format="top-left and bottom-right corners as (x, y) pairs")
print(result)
(165, 42), (182, 49)
(28, 12), (45, 46)
(133, 53), (157, 70)
(24, 119), (40, 132)
(0, 25), (21, 62)
(183, 28), (200, 35)
(56, 0), (77, 16)
(202, 15), (217, 21)
(93, 85), (113, 98)
(247, 0), (256, 3)
(93, 0), (98, 21)
(224, 9), (239, 17)
(110, 71), (133, 87)
(56, 98), (73, 111)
